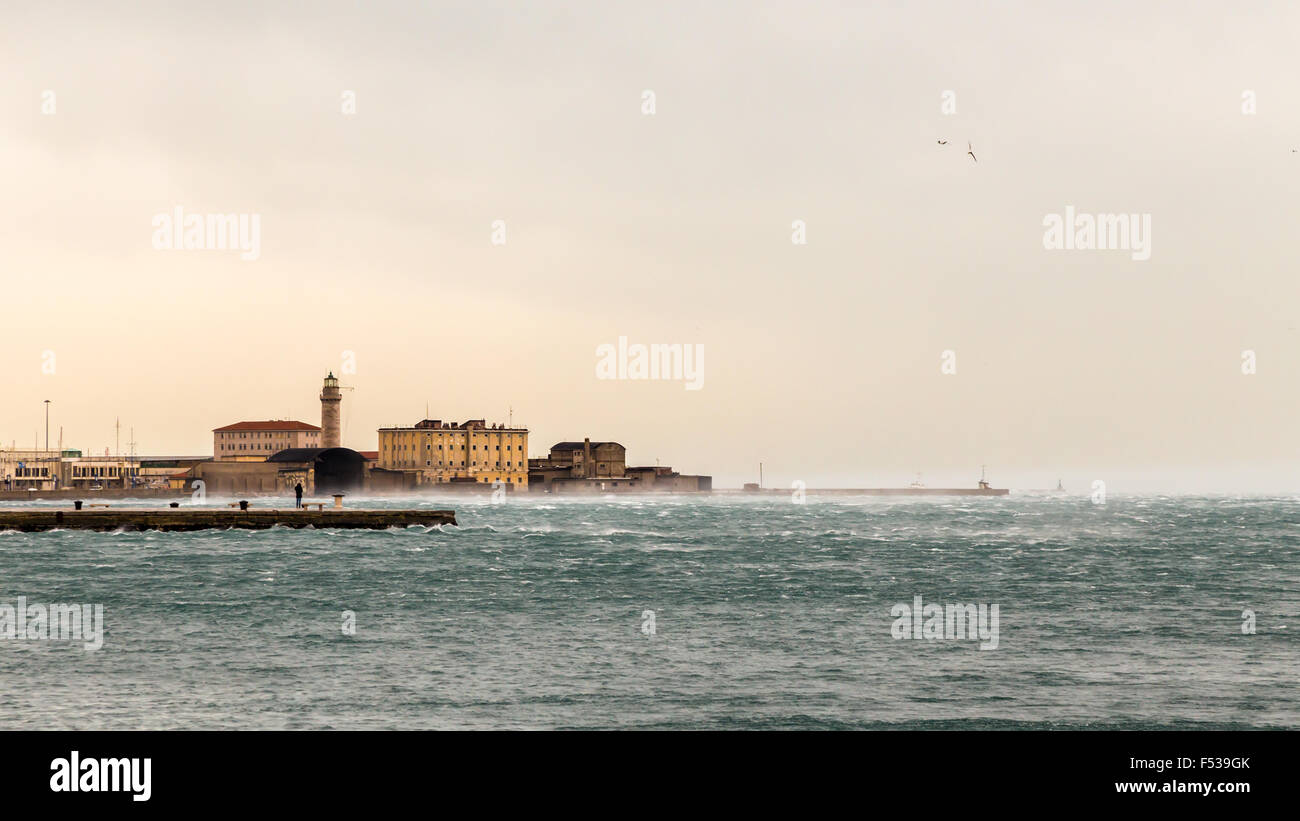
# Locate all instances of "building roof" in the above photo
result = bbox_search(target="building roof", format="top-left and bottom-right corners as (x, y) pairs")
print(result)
(550, 441), (623, 451)
(379, 419), (526, 432)
(266, 448), (324, 462)
(267, 447), (366, 463)
(213, 420), (321, 433)
(137, 456), (210, 463)
(359, 451), (378, 461)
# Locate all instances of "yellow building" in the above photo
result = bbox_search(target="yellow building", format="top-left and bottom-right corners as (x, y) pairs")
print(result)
(377, 419), (528, 487)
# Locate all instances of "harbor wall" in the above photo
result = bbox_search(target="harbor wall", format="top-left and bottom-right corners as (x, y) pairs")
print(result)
(0, 488), (185, 502)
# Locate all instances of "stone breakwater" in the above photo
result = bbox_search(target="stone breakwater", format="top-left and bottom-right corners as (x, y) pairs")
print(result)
(0, 508), (457, 532)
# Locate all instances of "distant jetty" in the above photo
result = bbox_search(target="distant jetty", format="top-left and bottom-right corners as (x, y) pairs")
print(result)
(823, 487), (1008, 496)
(736, 475), (1010, 496)
(0, 507), (457, 532)
(737, 470), (1009, 496)
(733, 487), (1009, 496)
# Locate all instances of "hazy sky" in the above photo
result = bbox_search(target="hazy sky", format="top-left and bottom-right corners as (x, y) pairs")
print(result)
(4, 0), (1300, 490)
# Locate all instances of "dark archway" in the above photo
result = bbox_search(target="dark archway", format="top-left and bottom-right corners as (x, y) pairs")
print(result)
(269, 447), (366, 494)
(312, 448), (365, 494)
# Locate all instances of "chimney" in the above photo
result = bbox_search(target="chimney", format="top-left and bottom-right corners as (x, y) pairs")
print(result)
(583, 437), (592, 479)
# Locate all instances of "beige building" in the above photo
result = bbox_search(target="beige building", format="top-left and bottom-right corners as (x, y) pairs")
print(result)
(213, 420), (321, 461)
(528, 439), (631, 491)
(528, 438), (711, 493)
(63, 454), (142, 489)
(377, 419), (528, 487)
(0, 448), (143, 491)
(541, 440), (628, 479)
(0, 449), (62, 490)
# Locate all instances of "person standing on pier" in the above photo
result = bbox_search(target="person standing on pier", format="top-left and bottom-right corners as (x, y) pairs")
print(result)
(294, 482), (303, 508)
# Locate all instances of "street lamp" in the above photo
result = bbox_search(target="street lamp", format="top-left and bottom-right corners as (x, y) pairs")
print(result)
(43, 399), (51, 489)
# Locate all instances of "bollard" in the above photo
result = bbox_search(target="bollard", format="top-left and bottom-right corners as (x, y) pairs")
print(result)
(169, 502), (180, 508)
(333, 493), (345, 509)
(239, 500), (249, 511)
(74, 500), (83, 510)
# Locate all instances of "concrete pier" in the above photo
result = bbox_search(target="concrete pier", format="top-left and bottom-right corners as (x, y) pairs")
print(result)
(0, 508), (457, 532)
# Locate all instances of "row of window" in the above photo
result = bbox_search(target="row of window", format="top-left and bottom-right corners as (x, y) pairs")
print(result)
(384, 435), (523, 444)
(390, 461), (520, 468)
(72, 466), (138, 477)
(6, 467), (139, 478)
(388, 443), (517, 452)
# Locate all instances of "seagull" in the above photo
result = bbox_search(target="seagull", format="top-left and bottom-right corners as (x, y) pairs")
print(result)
(937, 139), (948, 145)
(967, 141), (977, 163)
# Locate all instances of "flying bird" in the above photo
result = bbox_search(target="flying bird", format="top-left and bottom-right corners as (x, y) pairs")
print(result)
(937, 139), (948, 145)
(967, 141), (977, 163)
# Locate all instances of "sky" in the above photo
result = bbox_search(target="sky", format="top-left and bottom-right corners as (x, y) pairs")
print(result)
(3, 0), (1300, 491)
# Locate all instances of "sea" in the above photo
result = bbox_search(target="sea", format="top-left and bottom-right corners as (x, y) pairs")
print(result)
(1, 493), (1296, 730)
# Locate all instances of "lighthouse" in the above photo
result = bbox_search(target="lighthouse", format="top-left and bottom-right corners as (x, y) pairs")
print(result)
(320, 372), (342, 448)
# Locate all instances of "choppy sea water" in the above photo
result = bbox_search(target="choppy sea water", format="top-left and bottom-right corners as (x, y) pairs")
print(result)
(1, 493), (1296, 730)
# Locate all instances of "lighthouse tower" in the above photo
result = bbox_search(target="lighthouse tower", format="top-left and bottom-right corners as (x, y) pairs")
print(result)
(320, 372), (342, 448)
